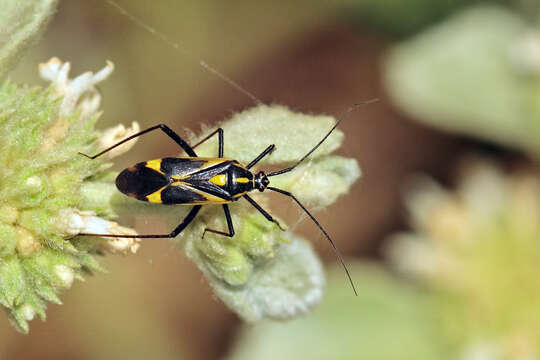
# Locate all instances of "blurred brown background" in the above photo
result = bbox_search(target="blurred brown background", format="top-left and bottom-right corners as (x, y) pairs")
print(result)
(0, 0), (501, 359)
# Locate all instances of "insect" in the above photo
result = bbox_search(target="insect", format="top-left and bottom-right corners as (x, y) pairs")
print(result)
(84, 1), (368, 294)
(77, 119), (357, 295)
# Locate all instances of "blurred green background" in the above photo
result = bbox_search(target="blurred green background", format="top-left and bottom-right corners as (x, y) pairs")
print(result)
(4, 0), (540, 359)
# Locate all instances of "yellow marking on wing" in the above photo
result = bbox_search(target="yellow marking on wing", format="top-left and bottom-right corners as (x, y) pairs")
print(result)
(185, 157), (233, 161)
(201, 158), (228, 169)
(145, 159), (163, 174)
(191, 188), (230, 203)
(171, 181), (232, 204)
(235, 177), (249, 184)
(192, 188), (231, 203)
(168, 158), (231, 181)
(190, 199), (232, 204)
(233, 162), (247, 169)
(146, 187), (165, 203)
(210, 174), (227, 186)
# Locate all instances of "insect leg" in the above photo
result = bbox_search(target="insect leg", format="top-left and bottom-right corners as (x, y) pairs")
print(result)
(246, 144), (275, 169)
(191, 128), (224, 157)
(77, 205), (202, 238)
(243, 194), (286, 230)
(79, 124), (197, 159)
(202, 204), (234, 238)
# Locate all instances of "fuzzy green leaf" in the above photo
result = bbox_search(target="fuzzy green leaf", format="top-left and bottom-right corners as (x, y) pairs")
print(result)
(193, 104), (343, 165)
(270, 155), (361, 208)
(384, 5), (540, 155)
(186, 234), (324, 322)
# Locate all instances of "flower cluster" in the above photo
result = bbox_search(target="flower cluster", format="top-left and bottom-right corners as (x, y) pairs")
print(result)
(0, 57), (139, 332)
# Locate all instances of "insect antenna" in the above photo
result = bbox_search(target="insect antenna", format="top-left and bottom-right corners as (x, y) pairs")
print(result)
(267, 186), (357, 296)
(265, 98), (378, 295)
(266, 98), (378, 177)
(105, 0), (261, 105)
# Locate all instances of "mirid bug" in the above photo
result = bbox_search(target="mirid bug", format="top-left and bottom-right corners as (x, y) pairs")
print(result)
(78, 118), (358, 295)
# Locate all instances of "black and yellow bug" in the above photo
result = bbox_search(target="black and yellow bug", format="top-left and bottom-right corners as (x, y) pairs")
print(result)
(78, 121), (357, 295)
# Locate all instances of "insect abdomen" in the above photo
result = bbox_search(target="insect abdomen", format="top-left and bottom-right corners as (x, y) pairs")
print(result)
(115, 162), (168, 201)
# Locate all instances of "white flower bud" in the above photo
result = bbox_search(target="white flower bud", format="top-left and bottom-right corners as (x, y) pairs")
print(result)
(98, 122), (141, 159)
(55, 208), (140, 254)
(39, 57), (114, 118)
(54, 264), (74, 288)
(19, 305), (35, 322)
